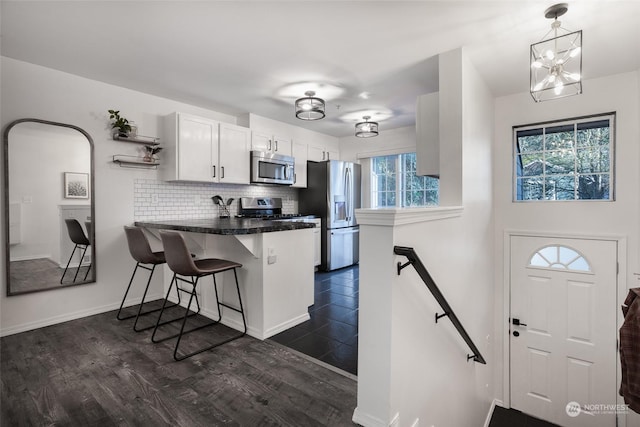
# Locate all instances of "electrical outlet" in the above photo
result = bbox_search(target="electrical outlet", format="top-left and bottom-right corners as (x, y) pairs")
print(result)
(267, 247), (277, 264)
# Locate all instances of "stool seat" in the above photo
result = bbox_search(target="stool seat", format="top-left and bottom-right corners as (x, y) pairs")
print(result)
(193, 258), (242, 275)
(152, 230), (247, 361)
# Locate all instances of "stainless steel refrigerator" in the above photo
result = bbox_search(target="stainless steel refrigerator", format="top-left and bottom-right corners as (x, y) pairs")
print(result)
(299, 160), (361, 271)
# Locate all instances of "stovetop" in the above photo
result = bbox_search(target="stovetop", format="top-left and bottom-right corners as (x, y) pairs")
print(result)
(237, 197), (314, 220)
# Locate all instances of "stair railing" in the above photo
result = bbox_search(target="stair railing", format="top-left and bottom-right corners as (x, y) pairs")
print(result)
(394, 246), (486, 364)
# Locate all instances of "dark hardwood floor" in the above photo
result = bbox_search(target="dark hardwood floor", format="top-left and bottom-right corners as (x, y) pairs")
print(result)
(271, 265), (359, 375)
(1, 303), (358, 426)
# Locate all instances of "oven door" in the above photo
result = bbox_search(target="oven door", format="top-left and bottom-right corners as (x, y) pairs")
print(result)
(251, 151), (294, 185)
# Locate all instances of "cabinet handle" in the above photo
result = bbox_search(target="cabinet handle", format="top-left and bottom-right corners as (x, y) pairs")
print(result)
(268, 139), (272, 151)
(275, 140), (278, 152)
(212, 165), (216, 178)
(294, 173), (297, 184)
(326, 151), (330, 160)
(322, 151), (325, 160)
(221, 166), (225, 179)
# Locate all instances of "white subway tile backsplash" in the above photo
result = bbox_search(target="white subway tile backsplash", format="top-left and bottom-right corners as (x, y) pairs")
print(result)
(133, 179), (299, 221)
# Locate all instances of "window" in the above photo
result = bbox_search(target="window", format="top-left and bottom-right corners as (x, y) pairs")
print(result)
(528, 245), (591, 272)
(514, 114), (614, 201)
(371, 153), (439, 207)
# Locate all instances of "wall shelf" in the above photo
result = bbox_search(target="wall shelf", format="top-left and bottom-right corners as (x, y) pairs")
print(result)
(112, 134), (160, 145)
(112, 155), (159, 169)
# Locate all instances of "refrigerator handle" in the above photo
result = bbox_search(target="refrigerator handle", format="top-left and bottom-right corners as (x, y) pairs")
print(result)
(346, 167), (352, 221)
(344, 167), (350, 221)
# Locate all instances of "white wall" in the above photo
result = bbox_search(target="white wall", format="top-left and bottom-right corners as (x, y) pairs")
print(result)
(354, 49), (495, 426)
(339, 125), (416, 162)
(492, 70), (640, 420)
(0, 56), (246, 336)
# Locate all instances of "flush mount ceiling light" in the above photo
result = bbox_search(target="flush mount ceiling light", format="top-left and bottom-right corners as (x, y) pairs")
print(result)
(530, 3), (582, 102)
(295, 91), (325, 120)
(355, 116), (379, 138)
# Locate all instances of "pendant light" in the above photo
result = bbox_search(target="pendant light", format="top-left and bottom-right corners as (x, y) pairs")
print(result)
(530, 3), (582, 102)
(355, 116), (379, 138)
(295, 91), (325, 120)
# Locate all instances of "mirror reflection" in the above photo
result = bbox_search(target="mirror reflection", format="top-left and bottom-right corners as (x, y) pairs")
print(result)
(4, 119), (95, 295)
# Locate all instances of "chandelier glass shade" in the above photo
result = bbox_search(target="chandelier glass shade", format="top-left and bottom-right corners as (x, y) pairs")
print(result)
(355, 116), (379, 138)
(295, 91), (325, 120)
(530, 4), (582, 102)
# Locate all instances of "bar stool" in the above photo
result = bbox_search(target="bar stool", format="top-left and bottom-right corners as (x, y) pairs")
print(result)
(118, 226), (187, 332)
(152, 230), (247, 361)
(60, 219), (91, 284)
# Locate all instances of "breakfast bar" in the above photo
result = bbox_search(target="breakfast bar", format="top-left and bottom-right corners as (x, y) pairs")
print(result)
(135, 218), (315, 340)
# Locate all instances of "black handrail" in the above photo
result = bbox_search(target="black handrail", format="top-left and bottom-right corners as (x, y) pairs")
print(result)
(394, 246), (486, 364)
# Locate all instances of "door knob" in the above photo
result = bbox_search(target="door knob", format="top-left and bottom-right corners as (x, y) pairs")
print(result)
(512, 318), (527, 327)
(513, 331), (520, 337)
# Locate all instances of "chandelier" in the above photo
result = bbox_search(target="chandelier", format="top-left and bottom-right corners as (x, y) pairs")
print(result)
(355, 116), (379, 138)
(530, 3), (582, 102)
(295, 91), (325, 120)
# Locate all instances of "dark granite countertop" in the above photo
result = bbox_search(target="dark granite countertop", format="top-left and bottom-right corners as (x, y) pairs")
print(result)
(134, 217), (315, 235)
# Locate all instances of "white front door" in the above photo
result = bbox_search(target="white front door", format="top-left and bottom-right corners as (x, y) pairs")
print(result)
(510, 235), (618, 427)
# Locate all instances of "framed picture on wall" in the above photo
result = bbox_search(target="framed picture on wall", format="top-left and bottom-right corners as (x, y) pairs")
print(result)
(64, 172), (89, 199)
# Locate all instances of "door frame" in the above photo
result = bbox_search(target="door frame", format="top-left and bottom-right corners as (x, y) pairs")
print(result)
(502, 230), (628, 426)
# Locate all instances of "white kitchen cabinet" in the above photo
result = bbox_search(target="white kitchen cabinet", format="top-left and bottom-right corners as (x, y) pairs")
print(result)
(251, 130), (292, 156)
(311, 219), (321, 267)
(307, 144), (339, 162)
(291, 141), (308, 188)
(163, 113), (250, 184)
(219, 122), (251, 183)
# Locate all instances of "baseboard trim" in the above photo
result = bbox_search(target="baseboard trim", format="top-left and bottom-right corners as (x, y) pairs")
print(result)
(352, 407), (388, 427)
(0, 293), (165, 337)
(484, 399), (504, 427)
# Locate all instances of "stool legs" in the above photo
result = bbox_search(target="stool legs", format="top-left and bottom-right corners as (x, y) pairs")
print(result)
(117, 262), (182, 331)
(60, 243), (90, 284)
(151, 273), (203, 344)
(152, 267), (247, 361)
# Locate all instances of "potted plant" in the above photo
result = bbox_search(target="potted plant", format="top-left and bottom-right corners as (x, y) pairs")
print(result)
(108, 109), (132, 138)
(143, 145), (163, 163)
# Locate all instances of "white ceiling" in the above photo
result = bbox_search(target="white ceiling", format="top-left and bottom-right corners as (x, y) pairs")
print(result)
(2, 1), (639, 137)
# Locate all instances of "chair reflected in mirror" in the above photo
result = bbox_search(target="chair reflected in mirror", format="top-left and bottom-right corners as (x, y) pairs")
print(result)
(60, 219), (91, 284)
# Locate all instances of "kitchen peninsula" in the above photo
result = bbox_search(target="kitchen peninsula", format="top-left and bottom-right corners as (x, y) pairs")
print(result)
(135, 217), (315, 340)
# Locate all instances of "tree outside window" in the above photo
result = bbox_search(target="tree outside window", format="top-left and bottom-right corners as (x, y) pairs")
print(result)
(371, 153), (439, 208)
(514, 114), (614, 202)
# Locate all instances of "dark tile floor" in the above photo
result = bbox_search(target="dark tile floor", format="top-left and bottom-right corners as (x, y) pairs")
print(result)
(489, 406), (560, 427)
(271, 265), (359, 375)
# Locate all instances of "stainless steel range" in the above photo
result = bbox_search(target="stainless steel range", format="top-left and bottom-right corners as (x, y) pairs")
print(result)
(238, 197), (313, 220)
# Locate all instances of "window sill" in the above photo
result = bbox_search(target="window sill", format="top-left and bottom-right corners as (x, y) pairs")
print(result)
(355, 206), (463, 227)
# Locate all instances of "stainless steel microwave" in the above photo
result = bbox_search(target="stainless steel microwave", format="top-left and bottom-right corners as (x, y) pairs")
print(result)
(250, 151), (295, 185)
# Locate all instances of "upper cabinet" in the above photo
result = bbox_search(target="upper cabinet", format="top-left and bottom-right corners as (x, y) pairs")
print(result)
(251, 130), (292, 157)
(162, 113), (250, 184)
(291, 142), (308, 188)
(308, 143), (339, 162)
(415, 92), (439, 177)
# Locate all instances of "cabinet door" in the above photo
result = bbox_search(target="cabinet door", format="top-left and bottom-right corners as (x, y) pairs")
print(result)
(291, 142), (307, 188)
(178, 114), (217, 182)
(307, 144), (326, 162)
(325, 147), (339, 161)
(313, 226), (321, 267)
(251, 130), (273, 152)
(219, 123), (250, 184)
(273, 135), (292, 156)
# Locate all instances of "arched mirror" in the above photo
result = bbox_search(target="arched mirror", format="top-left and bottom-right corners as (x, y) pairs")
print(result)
(3, 119), (95, 295)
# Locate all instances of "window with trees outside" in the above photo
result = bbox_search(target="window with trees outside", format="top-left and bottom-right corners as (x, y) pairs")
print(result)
(371, 152), (439, 207)
(514, 113), (614, 201)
